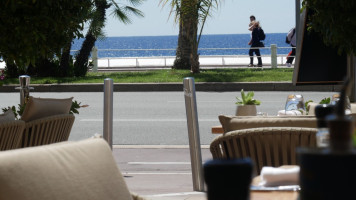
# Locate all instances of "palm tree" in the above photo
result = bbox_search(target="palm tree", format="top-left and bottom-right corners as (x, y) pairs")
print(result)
(59, 38), (75, 77)
(161, 0), (221, 73)
(74, 0), (144, 77)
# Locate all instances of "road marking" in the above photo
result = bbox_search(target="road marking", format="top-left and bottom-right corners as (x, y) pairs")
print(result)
(123, 172), (191, 175)
(81, 119), (217, 122)
(168, 100), (232, 103)
(128, 162), (190, 165)
(145, 192), (205, 197)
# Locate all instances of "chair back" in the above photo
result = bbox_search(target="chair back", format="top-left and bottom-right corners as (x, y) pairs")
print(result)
(0, 120), (25, 150)
(0, 139), (133, 200)
(210, 127), (317, 175)
(21, 114), (75, 148)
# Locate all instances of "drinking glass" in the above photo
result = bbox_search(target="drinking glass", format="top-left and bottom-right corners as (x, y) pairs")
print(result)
(257, 112), (268, 117)
(330, 94), (340, 105)
(285, 94), (305, 113)
(331, 94), (351, 112)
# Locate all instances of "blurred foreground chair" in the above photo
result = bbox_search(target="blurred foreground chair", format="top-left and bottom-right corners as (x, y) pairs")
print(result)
(218, 115), (317, 134)
(19, 96), (75, 148)
(0, 120), (25, 150)
(20, 114), (75, 148)
(0, 138), (145, 200)
(210, 127), (317, 175)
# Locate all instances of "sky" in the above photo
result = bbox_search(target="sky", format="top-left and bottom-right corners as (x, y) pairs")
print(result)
(103, 0), (297, 37)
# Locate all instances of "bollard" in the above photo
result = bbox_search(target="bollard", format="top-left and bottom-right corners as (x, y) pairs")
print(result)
(347, 55), (356, 102)
(271, 44), (277, 68)
(15, 75), (34, 106)
(103, 78), (113, 149)
(183, 77), (204, 192)
(91, 46), (98, 72)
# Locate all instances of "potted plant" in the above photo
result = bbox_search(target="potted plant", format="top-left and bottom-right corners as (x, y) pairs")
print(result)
(235, 89), (261, 116)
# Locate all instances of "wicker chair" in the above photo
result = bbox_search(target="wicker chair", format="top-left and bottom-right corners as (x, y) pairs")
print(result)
(210, 127), (317, 175)
(0, 120), (26, 151)
(20, 114), (75, 148)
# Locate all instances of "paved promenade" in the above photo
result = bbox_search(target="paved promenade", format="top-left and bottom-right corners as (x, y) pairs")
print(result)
(113, 146), (210, 200)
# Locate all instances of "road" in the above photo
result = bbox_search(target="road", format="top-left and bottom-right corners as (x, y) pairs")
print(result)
(0, 91), (334, 145)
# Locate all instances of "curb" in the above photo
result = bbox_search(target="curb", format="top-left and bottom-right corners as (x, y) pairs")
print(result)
(0, 82), (342, 92)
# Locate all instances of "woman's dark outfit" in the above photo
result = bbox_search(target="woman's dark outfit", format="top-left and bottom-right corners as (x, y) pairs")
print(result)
(249, 27), (262, 66)
(286, 46), (296, 64)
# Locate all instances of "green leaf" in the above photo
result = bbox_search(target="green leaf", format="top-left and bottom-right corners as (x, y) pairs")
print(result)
(305, 100), (314, 115)
(319, 97), (331, 104)
(235, 97), (243, 105)
(235, 89), (261, 105)
(241, 89), (246, 104)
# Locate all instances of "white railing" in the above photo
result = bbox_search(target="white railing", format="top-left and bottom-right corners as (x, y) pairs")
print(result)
(0, 45), (295, 70)
(72, 45), (295, 71)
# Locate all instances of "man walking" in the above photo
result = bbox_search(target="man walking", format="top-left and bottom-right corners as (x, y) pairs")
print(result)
(248, 20), (263, 67)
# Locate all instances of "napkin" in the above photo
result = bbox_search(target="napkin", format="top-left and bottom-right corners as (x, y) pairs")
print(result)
(259, 166), (300, 187)
(277, 110), (302, 116)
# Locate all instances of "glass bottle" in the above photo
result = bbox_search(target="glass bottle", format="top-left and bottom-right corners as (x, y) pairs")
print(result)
(315, 104), (335, 147)
(285, 94), (305, 112)
(331, 94), (351, 114)
(327, 88), (354, 152)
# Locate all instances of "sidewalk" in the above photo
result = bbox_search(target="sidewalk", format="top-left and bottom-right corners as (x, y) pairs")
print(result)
(112, 146), (211, 200)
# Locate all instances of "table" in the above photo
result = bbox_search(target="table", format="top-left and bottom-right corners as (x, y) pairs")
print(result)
(250, 191), (298, 200)
(250, 169), (299, 200)
(211, 125), (224, 134)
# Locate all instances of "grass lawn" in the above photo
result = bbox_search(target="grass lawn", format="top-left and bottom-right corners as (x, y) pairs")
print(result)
(2, 68), (293, 84)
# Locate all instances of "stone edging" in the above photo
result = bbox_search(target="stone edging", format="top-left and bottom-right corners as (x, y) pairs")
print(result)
(0, 82), (342, 92)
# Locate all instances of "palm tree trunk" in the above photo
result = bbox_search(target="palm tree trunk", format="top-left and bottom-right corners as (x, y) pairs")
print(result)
(74, 32), (96, 76)
(173, 19), (191, 70)
(4, 60), (19, 78)
(59, 41), (72, 77)
(189, 0), (200, 73)
(74, 0), (108, 77)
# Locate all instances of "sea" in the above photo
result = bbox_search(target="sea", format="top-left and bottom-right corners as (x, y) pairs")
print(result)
(71, 33), (291, 58)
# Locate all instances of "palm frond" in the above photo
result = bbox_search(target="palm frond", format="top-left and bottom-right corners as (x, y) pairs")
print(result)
(110, 0), (144, 24)
(124, 6), (144, 18)
(160, 0), (181, 24)
(111, 9), (131, 24)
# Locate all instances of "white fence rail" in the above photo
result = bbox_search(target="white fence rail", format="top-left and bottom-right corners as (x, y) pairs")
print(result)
(0, 45), (295, 70)
(95, 54), (291, 68)
(87, 45), (295, 71)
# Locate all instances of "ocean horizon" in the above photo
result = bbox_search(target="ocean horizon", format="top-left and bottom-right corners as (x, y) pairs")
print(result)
(72, 33), (292, 58)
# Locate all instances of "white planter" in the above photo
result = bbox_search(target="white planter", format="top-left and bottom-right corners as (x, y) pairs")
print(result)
(236, 105), (257, 116)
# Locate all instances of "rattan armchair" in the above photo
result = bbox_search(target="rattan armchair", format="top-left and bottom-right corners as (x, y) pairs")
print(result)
(210, 127), (317, 175)
(20, 114), (75, 148)
(0, 120), (25, 151)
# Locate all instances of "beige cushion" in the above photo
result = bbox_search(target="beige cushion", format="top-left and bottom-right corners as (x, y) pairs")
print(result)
(0, 138), (133, 200)
(219, 115), (318, 133)
(309, 103), (356, 115)
(351, 103), (356, 113)
(307, 102), (318, 115)
(20, 96), (73, 122)
(0, 110), (15, 123)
